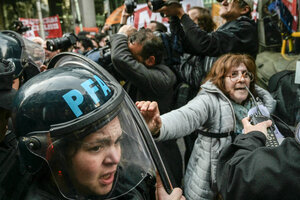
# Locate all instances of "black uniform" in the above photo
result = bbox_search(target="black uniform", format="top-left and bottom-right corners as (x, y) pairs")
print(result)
(217, 131), (300, 200)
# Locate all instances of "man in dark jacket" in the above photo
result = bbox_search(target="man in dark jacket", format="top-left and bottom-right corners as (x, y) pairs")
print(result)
(110, 26), (183, 187)
(110, 26), (176, 114)
(157, 0), (258, 59)
(217, 117), (300, 200)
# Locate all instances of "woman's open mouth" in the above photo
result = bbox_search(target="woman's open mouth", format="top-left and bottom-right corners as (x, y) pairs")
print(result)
(99, 171), (115, 185)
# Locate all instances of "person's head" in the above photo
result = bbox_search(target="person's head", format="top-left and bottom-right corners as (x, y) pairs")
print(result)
(218, 0), (253, 22)
(204, 53), (256, 104)
(14, 53), (156, 199)
(128, 28), (164, 67)
(148, 21), (168, 33)
(0, 30), (44, 87)
(188, 7), (216, 32)
(67, 116), (122, 196)
(96, 33), (108, 48)
(0, 59), (16, 140)
(77, 37), (94, 54)
(91, 38), (99, 48)
(77, 31), (91, 40)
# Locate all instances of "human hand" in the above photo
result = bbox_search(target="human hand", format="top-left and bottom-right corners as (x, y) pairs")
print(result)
(40, 64), (47, 72)
(155, 172), (185, 200)
(135, 101), (162, 135)
(242, 117), (272, 137)
(156, 1), (184, 18)
(118, 24), (137, 36)
(121, 7), (132, 25)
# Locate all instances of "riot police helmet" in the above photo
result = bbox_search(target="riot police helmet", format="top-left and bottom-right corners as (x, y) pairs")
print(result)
(0, 30), (44, 83)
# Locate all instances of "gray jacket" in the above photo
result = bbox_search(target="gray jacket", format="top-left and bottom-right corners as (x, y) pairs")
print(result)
(157, 81), (276, 200)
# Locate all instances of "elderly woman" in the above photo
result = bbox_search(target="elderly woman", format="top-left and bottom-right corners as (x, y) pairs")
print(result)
(136, 53), (276, 200)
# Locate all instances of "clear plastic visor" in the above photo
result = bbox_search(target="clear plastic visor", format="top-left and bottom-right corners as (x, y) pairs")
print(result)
(22, 37), (45, 71)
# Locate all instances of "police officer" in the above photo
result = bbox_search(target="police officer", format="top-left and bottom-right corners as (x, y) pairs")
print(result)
(0, 30), (45, 88)
(13, 52), (185, 200)
(0, 59), (16, 140)
(0, 58), (30, 200)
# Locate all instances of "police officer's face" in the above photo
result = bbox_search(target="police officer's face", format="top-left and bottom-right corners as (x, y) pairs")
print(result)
(70, 117), (122, 196)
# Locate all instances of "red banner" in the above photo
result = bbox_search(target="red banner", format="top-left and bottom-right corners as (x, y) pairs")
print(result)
(281, 0), (298, 31)
(282, 0), (297, 16)
(19, 15), (62, 39)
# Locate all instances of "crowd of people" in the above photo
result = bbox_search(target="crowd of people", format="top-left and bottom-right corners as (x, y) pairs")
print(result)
(0, 0), (300, 200)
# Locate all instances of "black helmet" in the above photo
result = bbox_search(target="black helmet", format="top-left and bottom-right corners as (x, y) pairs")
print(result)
(0, 30), (44, 83)
(13, 53), (173, 199)
(0, 58), (17, 110)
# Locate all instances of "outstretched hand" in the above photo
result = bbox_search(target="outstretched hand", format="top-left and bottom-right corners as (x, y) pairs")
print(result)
(155, 172), (185, 200)
(156, 0), (184, 18)
(120, 6), (132, 25)
(135, 101), (162, 135)
(242, 117), (272, 137)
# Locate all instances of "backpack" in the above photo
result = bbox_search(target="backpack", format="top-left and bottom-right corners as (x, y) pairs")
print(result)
(172, 54), (217, 108)
(268, 70), (300, 126)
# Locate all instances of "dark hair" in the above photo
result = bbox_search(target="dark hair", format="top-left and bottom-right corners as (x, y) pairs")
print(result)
(77, 31), (90, 40)
(129, 29), (164, 64)
(95, 33), (107, 42)
(149, 21), (168, 32)
(189, 7), (216, 32)
(204, 53), (257, 97)
(237, 0), (252, 18)
(79, 37), (94, 50)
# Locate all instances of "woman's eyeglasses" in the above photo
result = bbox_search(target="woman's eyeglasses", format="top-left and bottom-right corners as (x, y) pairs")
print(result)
(226, 71), (254, 82)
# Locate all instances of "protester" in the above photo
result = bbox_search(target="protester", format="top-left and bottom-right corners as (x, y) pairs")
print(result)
(0, 58), (31, 200)
(157, 0), (258, 59)
(136, 53), (276, 200)
(217, 117), (300, 200)
(12, 52), (185, 200)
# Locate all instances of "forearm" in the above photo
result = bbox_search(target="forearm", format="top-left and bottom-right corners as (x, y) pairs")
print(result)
(157, 97), (210, 141)
(179, 14), (216, 55)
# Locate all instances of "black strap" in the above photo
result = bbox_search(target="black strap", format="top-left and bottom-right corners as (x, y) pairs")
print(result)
(3, 131), (18, 148)
(196, 129), (235, 138)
